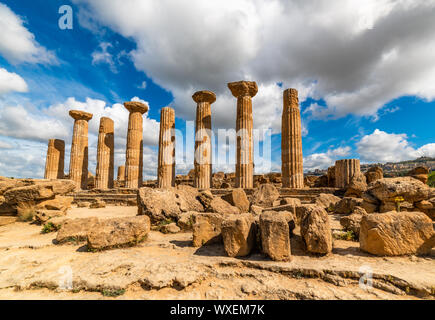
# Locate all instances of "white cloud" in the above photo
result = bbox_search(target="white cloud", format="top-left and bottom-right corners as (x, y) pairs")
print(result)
(0, 97), (160, 178)
(138, 81), (147, 90)
(91, 42), (117, 73)
(356, 129), (435, 162)
(0, 140), (13, 149)
(304, 146), (352, 171)
(74, 0), (435, 126)
(0, 3), (57, 64)
(0, 68), (28, 95)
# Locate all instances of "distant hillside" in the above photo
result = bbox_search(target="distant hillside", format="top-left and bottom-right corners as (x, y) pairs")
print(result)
(360, 156), (435, 177)
(306, 157), (435, 177)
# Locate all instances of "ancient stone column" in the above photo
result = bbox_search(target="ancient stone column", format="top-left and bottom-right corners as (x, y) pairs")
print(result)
(117, 165), (125, 181)
(228, 81), (258, 189)
(335, 159), (361, 188)
(44, 139), (65, 179)
(157, 107), (176, 188)
(69, 110), (93, 190)
(193, 90), (216, 189)
(95, 117), (114, 189)
(281, 88), (304, 189)
(124, 101), (148, 189)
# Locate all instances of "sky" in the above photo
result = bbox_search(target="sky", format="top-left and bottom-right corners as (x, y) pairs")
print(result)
(0, 0), (434, 179)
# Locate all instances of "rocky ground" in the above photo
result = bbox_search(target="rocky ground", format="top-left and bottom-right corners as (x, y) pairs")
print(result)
(0, 206), (433, 300)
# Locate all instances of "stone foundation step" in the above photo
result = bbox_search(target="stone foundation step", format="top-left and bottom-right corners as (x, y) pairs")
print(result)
(69, 190), (137, 206)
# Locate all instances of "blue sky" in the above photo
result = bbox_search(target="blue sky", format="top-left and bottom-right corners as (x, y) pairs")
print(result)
(0, 0), (434, 179)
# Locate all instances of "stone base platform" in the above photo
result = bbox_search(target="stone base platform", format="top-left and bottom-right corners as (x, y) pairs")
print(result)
(210, 187), (343, 203)
(69, 187), (344, 206)
(69, 188), (138, 206)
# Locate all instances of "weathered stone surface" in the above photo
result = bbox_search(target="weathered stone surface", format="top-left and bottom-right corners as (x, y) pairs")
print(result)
(207, 197), (240, 215)
(340, 207), (367, 237)
(87, 216), (150, 251)
(251, 184), (280, 208)
(228, 81), (257, 188)
(36, 195), (73, 211)
(281, 197), (302, 206)
(221, 188), (250, 213)
(360, 211), (435, 256)
(365, 166), (383, 184)
(89, 199), (106, 209)
(327, 166), (336, 187)
(281, 88), (304, 188)
(221, 213), (256, 257)
(69, 110), (93, 190)
(193, 91), (216, 189)
(0, 179), (28, 195)
(192, 212), (223, 247)
(124, 101), (148, 189)
(0, 216), (17, 226)
(408, 166), (429, 184)
(416, 200), (433, 210)
(334, 197), (363, 215)
(34, 209), (66, 224)
(300, 205), (332, 254)
(56, 217), (100, 243)
(259, 211), (291, 261)
(197, 190), (214, 208)
(137, 186), (204, 223)
(304, 175), (318, 188)
(295, 204), (318, 224)
(314, 193), (341, 211)
(3, 180), (76, 204)
(69, 110), (93, 121)
(175, 185), (204, 213)
(161, 222), (181, 234)
(76, 201), (91, 208)
(345, 172), (367, 197)
(177, 212), (195, 231)
(117, 165), (125, 181)
(137, 187), (181, 222)
(314, 175), (329, 188)
(157, 107), (176, 188)
(250, 205), (263, 215)
(95, 117), (114, 189)
(335, 159), (361, 188)
(44, 139), (65, 180)
(368, 177), (430, 203)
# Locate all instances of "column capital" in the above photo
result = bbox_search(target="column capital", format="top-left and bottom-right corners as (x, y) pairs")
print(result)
(124, 101), (149, 114)
(283, 88), (299, 106)
(69, 110), (93, 121)
(228, 81), (258, 98)
(192, 90), (216, 104)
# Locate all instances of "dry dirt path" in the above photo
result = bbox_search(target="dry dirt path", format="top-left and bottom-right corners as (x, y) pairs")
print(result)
(0, 206), (433, 300)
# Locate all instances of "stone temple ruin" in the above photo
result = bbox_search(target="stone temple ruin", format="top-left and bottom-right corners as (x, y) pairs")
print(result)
(0, 81), (434, 300)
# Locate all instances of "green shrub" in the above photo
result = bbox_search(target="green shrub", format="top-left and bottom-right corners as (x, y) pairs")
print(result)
(334, 230), (357, 241)
(101, 288), (125, 297)
(41, 222), (60, 234)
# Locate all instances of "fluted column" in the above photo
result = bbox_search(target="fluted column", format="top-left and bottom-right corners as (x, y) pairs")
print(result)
(335, 159), (360, 188)
(117, 165), (125, 181)
(95, 117), (114, 189)
(124, 101), (148, 189)
(44, 139), (65, 179)
(193, 90), (216, 189)
(157, 107), (176, 188)
(69, 110), (93, 190)
(281, 88), (304, 188)
(228, 81), (257, 189)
